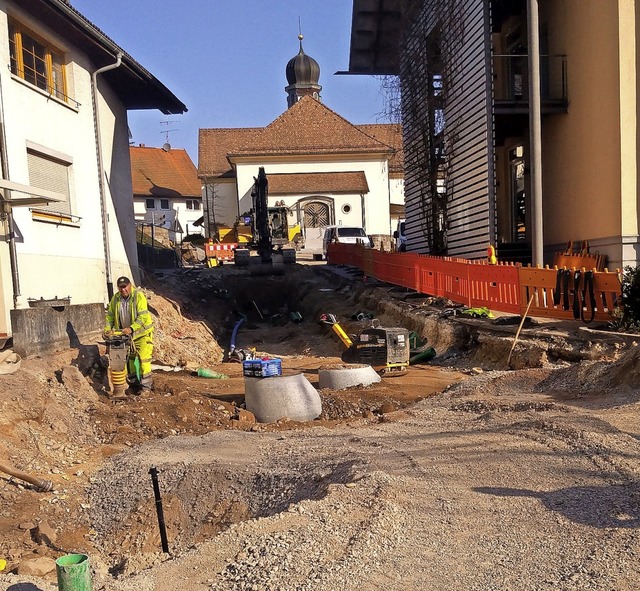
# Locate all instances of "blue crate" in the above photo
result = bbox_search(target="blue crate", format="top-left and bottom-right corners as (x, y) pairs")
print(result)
(242, 358), (282, 378)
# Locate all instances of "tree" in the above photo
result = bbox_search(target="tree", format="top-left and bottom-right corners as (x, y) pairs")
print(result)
(380, 0), (465, 256)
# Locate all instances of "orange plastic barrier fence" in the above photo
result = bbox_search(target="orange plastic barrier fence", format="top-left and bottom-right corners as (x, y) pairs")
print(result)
(518, 267), (620, 321)
(327, 243), (622, 321)
(468, 260), (521, 314)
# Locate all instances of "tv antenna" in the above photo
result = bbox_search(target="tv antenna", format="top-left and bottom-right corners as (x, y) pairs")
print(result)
(160, 120), (178, 144)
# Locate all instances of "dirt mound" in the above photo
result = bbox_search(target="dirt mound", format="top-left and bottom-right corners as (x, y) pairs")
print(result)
(534, 346), (640, 403)
(144, 286), (224, 368)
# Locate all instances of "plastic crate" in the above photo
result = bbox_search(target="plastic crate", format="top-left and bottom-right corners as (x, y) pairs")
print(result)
(242, 358), (282, 378)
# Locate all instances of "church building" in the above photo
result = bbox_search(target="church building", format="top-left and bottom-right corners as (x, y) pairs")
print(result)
(198, 36), (403, 252)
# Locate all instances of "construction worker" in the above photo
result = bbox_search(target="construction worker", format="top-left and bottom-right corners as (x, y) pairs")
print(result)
(103, 276), (154, 392)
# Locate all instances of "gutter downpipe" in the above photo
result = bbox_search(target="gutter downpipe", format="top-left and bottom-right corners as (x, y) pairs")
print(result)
(0, 75), (19, 308)
(527, 0), (544, 266)
(91, 53), (123, 300)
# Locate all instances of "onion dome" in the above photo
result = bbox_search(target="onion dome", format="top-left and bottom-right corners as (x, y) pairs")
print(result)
(286, 34), (320, 86)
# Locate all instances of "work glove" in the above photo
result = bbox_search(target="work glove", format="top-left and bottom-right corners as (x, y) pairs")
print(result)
(121, 327), (133, 336)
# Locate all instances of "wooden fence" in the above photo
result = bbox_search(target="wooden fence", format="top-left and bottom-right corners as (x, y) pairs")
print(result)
(327, 244), (622, 322)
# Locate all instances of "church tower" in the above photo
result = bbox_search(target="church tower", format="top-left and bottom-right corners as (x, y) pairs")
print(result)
(285, 34), (321, 108)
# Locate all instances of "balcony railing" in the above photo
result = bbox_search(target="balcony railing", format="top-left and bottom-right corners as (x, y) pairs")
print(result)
(492, 54), (567, 112)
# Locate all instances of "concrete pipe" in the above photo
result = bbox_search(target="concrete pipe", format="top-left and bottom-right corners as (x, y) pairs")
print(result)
(244, 373), (322, 423)
(318, 364), (381, 390)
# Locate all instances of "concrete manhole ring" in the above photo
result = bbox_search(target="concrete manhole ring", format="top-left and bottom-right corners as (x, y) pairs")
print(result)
(244, 373), (322, 423)
(318, 364), (381, 390)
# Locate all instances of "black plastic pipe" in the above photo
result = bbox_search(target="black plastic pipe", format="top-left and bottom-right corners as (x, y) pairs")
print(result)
(149, 466), (169, 553)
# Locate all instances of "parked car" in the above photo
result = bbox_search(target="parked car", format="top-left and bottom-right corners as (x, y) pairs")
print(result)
(393, 218), (406, 252)
(322, 225), (372, 259)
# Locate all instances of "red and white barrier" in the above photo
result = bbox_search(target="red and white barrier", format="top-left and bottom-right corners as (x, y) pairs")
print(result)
(205, 242), (238, 261)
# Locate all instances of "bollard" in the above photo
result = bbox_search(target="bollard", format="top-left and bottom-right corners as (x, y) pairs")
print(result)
(56, 553), (92, 591)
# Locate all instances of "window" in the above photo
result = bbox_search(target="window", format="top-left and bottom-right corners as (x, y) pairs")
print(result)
(341, 204), (351, 214)
(160, 199), (170, 210)
(145, 198), (155, 209)
(28, 148), (72, 218)
(9, 21), (68, 103)
(186, 199), (201, 211)
(336, 227), (367, 238)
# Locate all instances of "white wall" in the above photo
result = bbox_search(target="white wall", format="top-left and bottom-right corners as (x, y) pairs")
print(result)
(233, 156), (393, 235)
(134, 196), (203, 237)
(0, 3), (138, 334)
(390, 177), (405, 205)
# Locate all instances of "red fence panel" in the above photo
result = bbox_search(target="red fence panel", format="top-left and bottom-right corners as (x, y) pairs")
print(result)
(468, 261), (521, 313)
(326, 243), (345, 265)
(327, 244), (621, 322)
(420, 257), (470, 304)
(372, 250), (418, 289)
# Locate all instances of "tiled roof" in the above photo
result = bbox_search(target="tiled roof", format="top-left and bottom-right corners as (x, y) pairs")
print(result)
(198, 97), (404, 178)
(198, 127), (260, 177)
(268, 172), (369, 195)
(229, 96), (394, 157)
(357, 123), (404, 173)
(130, 146), (201, 198)
(390, 203), (405, 216)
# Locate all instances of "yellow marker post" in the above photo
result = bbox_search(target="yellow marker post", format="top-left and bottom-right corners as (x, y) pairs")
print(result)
(487, 244), (497, 265)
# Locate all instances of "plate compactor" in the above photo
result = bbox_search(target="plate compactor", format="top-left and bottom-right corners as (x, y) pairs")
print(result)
(103, 331), (138, 398)
(320, 315), (410, 375)
(345, 326), (410, 375)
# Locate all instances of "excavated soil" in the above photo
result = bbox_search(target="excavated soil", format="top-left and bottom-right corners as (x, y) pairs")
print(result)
(2, 261), (640, 590)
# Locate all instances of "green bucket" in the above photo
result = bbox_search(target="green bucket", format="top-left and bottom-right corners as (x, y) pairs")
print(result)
(56, 553), (92, 591)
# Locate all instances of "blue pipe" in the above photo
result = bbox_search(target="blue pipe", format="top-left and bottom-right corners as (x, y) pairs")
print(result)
(229, 317), (246, 353)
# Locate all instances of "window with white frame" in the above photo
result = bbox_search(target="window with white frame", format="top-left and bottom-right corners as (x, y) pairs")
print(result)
(9, 20), (69, 104)
(186, 199), (201, 210)
(145, 198), (155, 209)
(160, 199), (170, 210)
(27, 148), (72, 218)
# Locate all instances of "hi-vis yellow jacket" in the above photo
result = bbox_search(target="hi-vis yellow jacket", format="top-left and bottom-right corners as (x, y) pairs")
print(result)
(104, 287), (153, 340)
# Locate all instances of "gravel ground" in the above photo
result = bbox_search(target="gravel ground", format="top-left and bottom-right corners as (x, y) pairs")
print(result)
(5, 358), (640, 591)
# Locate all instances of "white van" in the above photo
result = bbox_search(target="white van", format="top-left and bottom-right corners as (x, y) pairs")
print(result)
(393, 218), (406, 252)
(322, 225), (372, 259)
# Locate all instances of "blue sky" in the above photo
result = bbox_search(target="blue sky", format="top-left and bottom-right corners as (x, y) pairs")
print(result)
(71, 0), (389, 163)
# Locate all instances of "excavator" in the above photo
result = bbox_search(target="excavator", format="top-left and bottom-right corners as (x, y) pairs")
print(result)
(234, 167), (298, 267)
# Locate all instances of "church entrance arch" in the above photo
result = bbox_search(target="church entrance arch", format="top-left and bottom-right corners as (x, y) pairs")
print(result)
(300, 197), (333, 253)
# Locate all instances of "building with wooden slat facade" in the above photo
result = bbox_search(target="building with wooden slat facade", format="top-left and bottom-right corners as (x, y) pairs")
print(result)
(349, 0), (639, 270)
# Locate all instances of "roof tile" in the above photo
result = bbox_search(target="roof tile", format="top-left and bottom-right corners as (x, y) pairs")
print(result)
(130, 146), (200, 198)
(268, 172), (369, 195)
(198, 97), (403, 177)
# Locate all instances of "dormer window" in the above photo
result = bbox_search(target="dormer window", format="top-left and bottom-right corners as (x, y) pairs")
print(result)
(9, 20), (68, 103)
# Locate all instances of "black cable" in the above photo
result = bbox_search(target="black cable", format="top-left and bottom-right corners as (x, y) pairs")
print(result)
(581, 271), (596, 324)
(572, 270), (582, 320)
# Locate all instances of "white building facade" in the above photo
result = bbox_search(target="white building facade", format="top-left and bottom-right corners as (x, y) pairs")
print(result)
(0, 0), (185, 343)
